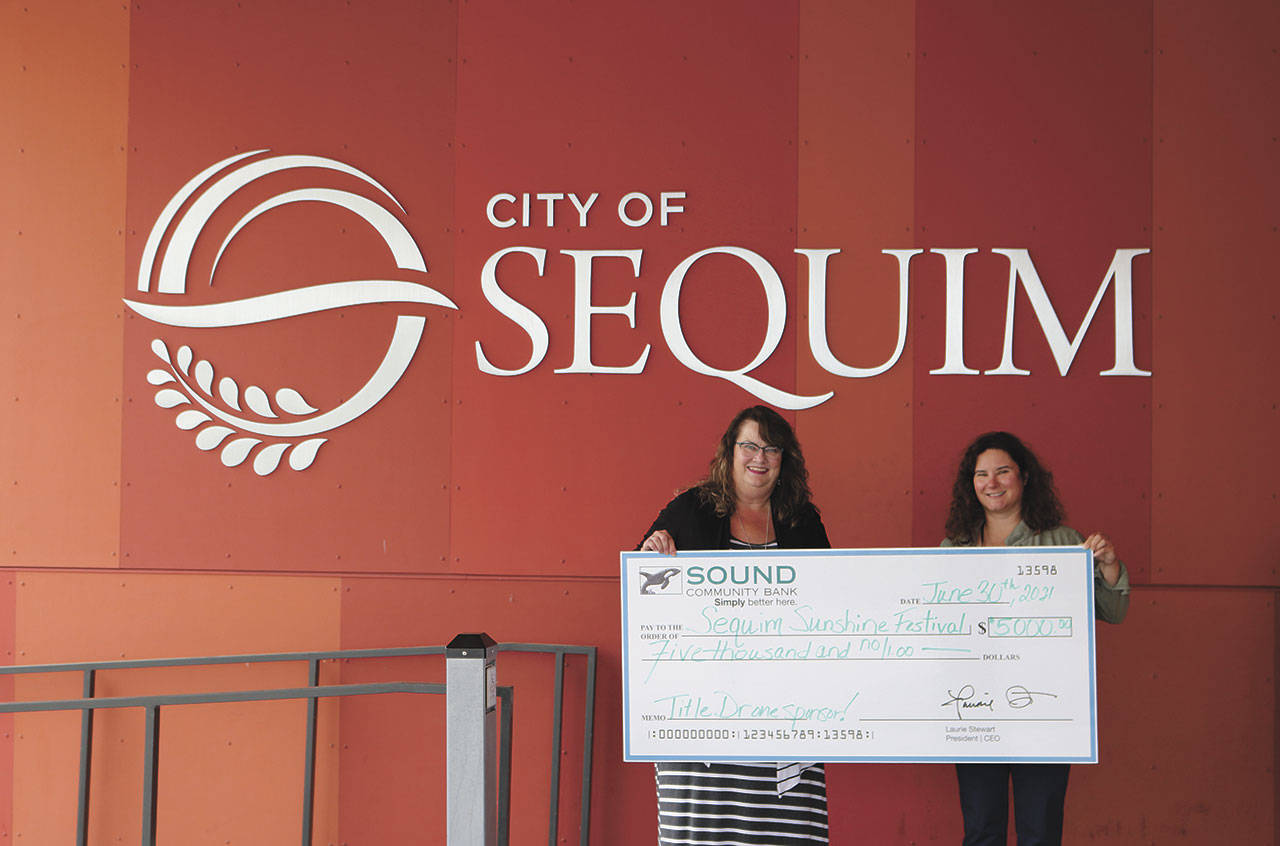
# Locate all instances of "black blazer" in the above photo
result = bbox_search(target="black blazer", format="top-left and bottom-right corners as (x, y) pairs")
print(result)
(639, 488), (830, 551)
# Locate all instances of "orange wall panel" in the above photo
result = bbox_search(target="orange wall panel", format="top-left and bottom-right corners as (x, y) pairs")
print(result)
(0, 576), (13, 841)
(0, 1), (127, 566)
(13, 571), (341, 844)
(339, 575), (634, 846)
(0, 1), (1276, 844)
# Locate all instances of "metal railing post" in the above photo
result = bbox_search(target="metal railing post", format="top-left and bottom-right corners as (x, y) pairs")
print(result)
(578, 649), (596, 846)
(301, 657), (320, 846)
(142, 705), (160, 846)
(496, 687), (513, 846)
(547, 653), (565, 846)
(76, 668), (96, 846)
(445, 633), (497, 846)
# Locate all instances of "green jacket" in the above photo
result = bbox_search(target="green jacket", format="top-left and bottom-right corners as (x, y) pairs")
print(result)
(942, 521), (1130, 624)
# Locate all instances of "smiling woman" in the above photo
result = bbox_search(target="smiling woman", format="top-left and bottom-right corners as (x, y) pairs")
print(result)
(971, 449), (1025, 524)
(940, 431), (1131, 846)
(637, 405), (832, 845)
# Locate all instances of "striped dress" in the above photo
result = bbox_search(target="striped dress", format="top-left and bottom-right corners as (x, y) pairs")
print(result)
(655, 762), (829, 844)
(655, 535), (829, 845)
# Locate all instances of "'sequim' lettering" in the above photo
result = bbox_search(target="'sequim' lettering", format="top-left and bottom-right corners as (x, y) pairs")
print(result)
(474, 246), (1151, 409)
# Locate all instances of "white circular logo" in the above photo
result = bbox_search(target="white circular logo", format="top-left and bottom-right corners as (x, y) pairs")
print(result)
(124, 150), (457, 475)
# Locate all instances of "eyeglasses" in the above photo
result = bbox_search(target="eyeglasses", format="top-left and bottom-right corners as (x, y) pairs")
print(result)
(736, 441), (783, 460)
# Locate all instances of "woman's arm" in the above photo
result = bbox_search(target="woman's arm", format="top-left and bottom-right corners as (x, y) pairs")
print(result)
(1083, 532), (1130, 624)
(640, 529), (676, 554)
(638, 489), (700, 553)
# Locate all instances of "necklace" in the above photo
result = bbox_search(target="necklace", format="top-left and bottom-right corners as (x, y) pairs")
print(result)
(733, 503), (773, 549)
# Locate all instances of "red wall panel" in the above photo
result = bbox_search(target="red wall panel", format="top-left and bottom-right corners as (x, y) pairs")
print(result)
(912, 2), (1154, 583)
(121, 0), (457, 572)
(451, 0), (805, 576)
(1151, 0), (1280, 585)
(798, 0), (917, 550)
(1078, 589), (1276, 842)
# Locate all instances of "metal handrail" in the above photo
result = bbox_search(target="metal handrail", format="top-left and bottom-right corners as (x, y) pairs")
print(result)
(0, 641), (596, 846)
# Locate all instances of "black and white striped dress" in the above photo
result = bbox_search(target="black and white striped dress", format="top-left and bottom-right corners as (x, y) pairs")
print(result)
(655, 762), (829, 844)
(655, 535), (829, 845)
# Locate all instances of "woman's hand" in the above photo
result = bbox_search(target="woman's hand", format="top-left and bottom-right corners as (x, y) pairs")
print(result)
(641, 530), (677, 555)
(1082, 533), (1121, 586)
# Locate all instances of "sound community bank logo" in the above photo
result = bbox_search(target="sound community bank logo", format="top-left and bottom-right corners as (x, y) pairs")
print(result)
(123, 150), (456, 475)
(639, 567), (682, 596)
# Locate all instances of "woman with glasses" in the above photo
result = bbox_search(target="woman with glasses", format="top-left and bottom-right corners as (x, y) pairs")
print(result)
(941, 431), (1130, 846)
(639, 405), (831, 844)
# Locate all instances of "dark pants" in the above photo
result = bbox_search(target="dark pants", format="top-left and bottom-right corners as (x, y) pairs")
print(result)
(955, 763), (1070, 846)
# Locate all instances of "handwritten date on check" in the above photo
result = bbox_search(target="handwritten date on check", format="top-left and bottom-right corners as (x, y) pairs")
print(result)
(620, 547), (1098, 763)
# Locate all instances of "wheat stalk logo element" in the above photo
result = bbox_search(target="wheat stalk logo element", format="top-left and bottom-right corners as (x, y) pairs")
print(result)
(124, 150), (457, 475)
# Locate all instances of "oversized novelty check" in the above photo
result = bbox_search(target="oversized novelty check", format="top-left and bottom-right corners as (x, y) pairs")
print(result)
(620, 547), (1098, 763)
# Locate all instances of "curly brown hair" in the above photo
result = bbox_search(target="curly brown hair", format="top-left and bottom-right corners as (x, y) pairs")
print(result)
(696, 406), (816, 526)
(944, 431), (1065, 543)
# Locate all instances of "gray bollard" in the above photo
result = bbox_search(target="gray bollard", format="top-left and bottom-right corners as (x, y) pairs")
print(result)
(446, 633), (498, 846)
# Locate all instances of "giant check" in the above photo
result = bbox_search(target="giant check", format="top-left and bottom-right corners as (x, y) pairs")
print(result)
(620, 547), (1098, 763)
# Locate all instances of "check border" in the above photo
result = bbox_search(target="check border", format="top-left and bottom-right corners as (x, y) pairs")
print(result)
(620, 546), (1099, 764)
